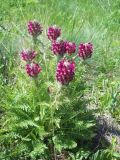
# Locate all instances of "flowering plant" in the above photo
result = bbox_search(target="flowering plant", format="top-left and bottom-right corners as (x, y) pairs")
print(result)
(1, 20), (95, 160)
(22, 22), (93, 85)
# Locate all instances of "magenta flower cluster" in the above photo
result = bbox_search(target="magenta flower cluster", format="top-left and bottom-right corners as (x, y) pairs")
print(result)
(78, 43), (93, 59)
(47, 25), (76, 56)
(51, 40), (67, 56)
(56, 59), (75, 85)
(21, 50), (36, 62)
(26, 63), (42, 77)
(20, 49), (42, 77)
(46, 25), (93, 84)
(20, 21), (43, 77)
(51, 40), (76, 56)
(20, 48), (42, 77)
(20, 21), (94, 84)
(47, 25), (61, 41)
(28, 21), (42, 37)
(65, 41), (76, 55)
(48, 25), (93, 60)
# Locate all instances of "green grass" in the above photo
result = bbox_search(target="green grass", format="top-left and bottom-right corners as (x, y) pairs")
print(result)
(1, 0), (119, 117)
(0, 0), (120, 159)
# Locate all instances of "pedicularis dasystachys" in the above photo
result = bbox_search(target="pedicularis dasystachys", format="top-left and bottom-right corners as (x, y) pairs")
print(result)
(20, 20), (93, 84)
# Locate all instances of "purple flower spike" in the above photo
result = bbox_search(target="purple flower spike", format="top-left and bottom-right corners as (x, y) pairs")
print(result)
(28, 21), (42, 37)
(66, 41), (76, 55)
(78, 42), (93, 59)
(26, 63), (42, 77)
(51, 40), (67, 56)
(47, 25), (61, 41)
(21, 50), (36, 62)
(56, 59), (75, 85)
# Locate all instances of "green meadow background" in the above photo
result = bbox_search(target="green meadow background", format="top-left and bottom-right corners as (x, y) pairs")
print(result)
(0, 0), (120, 118)
(0, 0), (120, 159)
